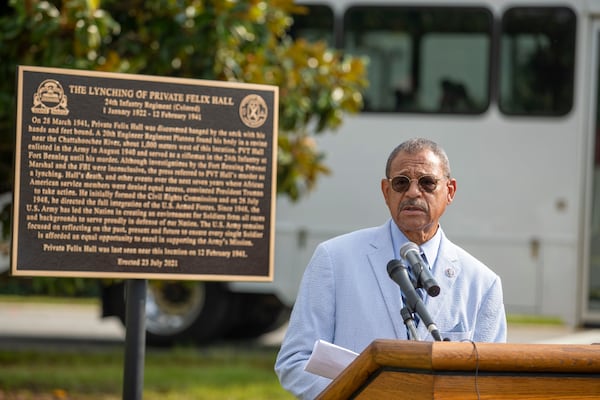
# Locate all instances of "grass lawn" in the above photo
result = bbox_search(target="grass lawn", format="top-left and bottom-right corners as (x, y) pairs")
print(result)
(0, 295), (296, 399)
(0, 343), (295, 400)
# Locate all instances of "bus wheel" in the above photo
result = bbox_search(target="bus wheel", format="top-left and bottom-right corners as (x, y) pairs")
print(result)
(117, 281), (232, 346)
(225, 292), (290, 339)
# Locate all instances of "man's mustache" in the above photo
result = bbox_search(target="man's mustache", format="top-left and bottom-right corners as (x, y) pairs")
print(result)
(399, 199), (428, 212)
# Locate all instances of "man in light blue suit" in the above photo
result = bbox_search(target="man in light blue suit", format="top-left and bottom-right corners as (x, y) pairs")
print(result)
(275, 138), (507, 399)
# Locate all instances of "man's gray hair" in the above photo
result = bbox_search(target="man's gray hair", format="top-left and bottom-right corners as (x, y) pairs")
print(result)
(385, 138), (451, 178)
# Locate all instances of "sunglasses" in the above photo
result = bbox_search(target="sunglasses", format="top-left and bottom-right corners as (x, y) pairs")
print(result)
(387, 175), (442, 193)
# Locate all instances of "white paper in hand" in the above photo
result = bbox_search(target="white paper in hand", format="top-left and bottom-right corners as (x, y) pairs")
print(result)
(304, 339), (359, 379)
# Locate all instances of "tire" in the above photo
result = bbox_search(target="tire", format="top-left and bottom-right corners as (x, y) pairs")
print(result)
(113, 281), (233, 346)
(224, 292), (289, 339)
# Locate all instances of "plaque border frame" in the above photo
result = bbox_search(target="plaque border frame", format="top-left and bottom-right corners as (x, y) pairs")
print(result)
(11, 65), (279, 282)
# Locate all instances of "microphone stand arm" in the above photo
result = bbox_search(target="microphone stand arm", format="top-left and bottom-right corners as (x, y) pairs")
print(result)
(412, 297), (443, 341)
(401, 307), (420, 341)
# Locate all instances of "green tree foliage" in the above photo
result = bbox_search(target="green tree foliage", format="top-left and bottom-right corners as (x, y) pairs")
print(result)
(0, 0), (367, 202)
(0, 0), (366, 296)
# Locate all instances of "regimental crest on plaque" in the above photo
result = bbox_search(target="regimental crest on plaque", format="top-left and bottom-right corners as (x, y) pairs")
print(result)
(239, 94), (268, 128)
(31, 79), (69, 116)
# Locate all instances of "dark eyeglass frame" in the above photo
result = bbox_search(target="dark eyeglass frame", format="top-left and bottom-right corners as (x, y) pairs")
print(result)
(387, 175), (443, 193)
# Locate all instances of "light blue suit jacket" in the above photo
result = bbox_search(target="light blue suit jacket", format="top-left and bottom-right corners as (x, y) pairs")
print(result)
(275, 220), (507, 399)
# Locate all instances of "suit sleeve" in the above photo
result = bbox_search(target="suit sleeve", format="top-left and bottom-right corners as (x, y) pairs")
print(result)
(274, 243), (337, 399)
(474, 275), (507, 343)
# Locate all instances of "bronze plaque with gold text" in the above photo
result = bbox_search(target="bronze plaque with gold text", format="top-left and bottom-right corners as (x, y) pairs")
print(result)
(12, 66), (278, 281)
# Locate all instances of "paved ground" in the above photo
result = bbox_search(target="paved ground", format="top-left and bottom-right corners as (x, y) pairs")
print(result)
(0, 301), (124, 340)
(1, 300), (600, 346)
(507, 323), (600, 344)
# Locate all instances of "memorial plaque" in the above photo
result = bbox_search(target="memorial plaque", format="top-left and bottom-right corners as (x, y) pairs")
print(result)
(12, 65), (278, 281)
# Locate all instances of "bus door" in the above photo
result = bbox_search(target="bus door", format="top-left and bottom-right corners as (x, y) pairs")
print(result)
(584, 19), (600, 326)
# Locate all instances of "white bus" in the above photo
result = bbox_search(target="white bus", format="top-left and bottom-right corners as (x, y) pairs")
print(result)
(97, 0), (600, 344)
(264, 0), (600, 329)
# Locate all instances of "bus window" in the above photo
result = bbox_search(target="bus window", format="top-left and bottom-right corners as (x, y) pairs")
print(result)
(499, 7), (576, 116)
(342, 6), (492, 113)
(289, 4), (335, 46)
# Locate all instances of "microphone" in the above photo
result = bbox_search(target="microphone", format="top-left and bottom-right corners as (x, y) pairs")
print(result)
(387, 259), (443, 342)
(400, 242), (440, 297)
(387, 259), (421, 313)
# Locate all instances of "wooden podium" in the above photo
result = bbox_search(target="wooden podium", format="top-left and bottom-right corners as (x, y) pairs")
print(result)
(316, 339), (600, 399)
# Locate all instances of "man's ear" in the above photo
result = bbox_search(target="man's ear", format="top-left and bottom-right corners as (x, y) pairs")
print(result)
(447, 178), (457, 204)
(381, 178), (391, 205)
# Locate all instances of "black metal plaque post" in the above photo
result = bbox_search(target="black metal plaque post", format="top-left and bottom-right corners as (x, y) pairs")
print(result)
(122, 279), (147, 400)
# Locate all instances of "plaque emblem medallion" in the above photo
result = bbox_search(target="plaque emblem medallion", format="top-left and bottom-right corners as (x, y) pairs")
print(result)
(31, 79), (69, 116)
(239, 94), (268, 128)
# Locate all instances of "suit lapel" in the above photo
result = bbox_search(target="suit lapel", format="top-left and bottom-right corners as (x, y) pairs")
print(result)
(367, 222), (408, 340)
